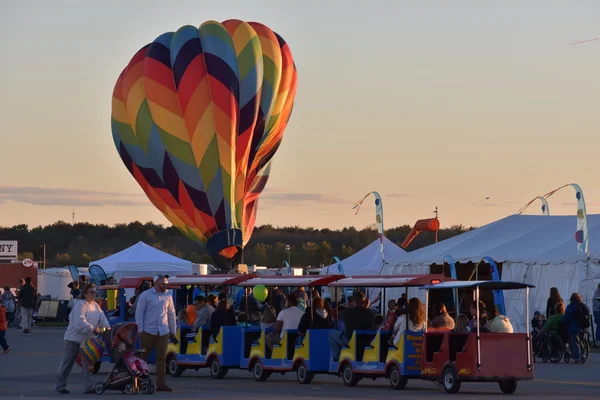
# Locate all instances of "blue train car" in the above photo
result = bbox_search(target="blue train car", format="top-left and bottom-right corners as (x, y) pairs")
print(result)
(238, 275), (345, 384)
(163, 274), (256, 378)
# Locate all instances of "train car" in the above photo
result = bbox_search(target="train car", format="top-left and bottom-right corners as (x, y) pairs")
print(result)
(238, 275), (345, 383)
(165, 274), (256, 378)
(326, 275), (454, 389)
(419, 280), (535, 394)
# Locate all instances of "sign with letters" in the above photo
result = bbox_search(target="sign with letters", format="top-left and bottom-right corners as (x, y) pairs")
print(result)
(0, 241), (18, 259)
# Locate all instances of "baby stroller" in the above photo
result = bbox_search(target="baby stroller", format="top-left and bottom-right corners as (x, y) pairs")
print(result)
(94, 322), (155, 395)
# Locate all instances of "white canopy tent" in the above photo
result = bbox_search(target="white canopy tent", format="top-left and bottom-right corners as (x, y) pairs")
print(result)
(89, 241), (194, 282)
(321, 236), (410, 302)
(384, 214), (600, 332)
(322, 236), (407, 276)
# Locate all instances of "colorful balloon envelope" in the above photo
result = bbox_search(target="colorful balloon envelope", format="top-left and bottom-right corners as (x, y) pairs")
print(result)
(80, 337), (105, 370)
(111, 20), (297, 260)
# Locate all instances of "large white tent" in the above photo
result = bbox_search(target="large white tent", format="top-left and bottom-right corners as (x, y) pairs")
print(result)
(89, 241), (193, 281)
(383, 214), (600, 332)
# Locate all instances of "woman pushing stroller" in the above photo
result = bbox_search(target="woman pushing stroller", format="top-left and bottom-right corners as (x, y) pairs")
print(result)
(55, 283), (110, 394)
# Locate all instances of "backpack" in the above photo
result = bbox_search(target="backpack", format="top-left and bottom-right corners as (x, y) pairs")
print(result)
(579, 302), (590, 329)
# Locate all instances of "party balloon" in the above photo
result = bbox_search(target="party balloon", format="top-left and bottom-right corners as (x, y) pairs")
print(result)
(253, 284), (268, 302)
(80, 337), (105, 370)
(112, 20), (298, 260)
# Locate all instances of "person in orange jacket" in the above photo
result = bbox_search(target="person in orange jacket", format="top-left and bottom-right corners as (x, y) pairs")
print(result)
(0, 301), (10, 354)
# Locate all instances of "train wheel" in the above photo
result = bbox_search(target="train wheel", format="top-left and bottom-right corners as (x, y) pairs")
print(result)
(499, 380), (517, 394)
(442, 366), (461, 394)
(389, 365), (408, 390)
(296, 362), (314, 384)
(252, 361), (271, 382)
(167, 357), (184, 378)
(210, 358), (228, 379)
(341, 364), (359, 387)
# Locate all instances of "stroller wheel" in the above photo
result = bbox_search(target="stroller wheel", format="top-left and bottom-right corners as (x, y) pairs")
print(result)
(94, 382), (106, 395)
(140, 381), (155, 395)
(124, 383), (136, 395)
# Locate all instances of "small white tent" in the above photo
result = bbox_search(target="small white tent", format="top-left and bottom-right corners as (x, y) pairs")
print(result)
(321, 236), (409, 302)
(387, 214), (600, 332)
(89, 242), (193, 281)
(322, 236), (407, 276)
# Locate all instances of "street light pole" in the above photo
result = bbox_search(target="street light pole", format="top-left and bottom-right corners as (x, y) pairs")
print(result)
(285, 245), (291, 265)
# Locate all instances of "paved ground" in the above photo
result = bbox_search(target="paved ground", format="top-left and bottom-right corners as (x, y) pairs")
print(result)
(1, 327), (599, 399)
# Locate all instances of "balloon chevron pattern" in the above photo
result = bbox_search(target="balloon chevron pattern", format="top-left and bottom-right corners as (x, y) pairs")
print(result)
(111, 20), (297, 259)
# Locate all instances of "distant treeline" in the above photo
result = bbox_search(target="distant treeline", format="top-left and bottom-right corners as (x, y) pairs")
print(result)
(0, 221), (474, 268)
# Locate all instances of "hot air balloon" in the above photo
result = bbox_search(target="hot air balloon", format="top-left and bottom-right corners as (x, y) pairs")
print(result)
(111, 20), (297, 264)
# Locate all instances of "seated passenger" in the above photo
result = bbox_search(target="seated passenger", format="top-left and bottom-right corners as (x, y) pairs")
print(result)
(329, 291), (374, 361)
(373, 314), (384, 330)
(185, 303), (196, 327)
(531, 311), (544, 337)
(382, 299), (397, 330)
(209, 299), (236, 339)
(266, 293), (304, 353)
(467, 300), (488, 332)
(430, 303), (455, 330)
(542, 302), (565, 335)
(261, 304), (278, 329)
(453, 314), (469, 334)
(238, 287), (260, 316)
(485, 304), (514, 333)
(391, 297), (426, 346)
(192, 295), (215, 331)
(207, 294), (217, 308)
(534, 302), (564, 352)
(237, 312), (248, 327)
(298, 297), (333, 338)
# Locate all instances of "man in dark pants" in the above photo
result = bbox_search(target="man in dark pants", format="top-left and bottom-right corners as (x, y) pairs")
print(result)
(135, 274), (176, 392)
(17, 277), (37, 333)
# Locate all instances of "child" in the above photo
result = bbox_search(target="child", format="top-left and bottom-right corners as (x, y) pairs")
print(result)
(1, 287), (16, 327)
(0, 300), (10, 354)
(114, 329), (149, 376)
(531, 311), (544, 337)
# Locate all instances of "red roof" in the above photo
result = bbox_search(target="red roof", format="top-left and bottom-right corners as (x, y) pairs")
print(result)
(327, 274), (454, 287)
(98, 277), (178, 290)
(239, 275), (345, 287)
(169, 274), (256, 287)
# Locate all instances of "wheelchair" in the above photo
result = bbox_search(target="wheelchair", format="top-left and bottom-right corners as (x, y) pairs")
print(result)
(534, 332), (564, 364)
(553, 323), (591, 364)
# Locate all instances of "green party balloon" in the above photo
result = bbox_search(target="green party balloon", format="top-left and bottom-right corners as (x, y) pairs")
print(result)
(253, 284), (268, 302)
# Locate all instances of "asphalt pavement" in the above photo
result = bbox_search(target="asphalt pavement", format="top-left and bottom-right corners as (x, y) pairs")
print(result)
(1, 327), (599, 399)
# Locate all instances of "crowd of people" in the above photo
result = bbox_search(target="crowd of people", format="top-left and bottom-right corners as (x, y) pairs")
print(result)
(531, 286), (597, 364)
(0, 272), (598, 394)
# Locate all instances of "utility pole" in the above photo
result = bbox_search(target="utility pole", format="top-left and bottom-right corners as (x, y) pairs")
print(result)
(43, 244), (46, 269)
(72, 209), (75, 225)
(433, 206), (439, 243)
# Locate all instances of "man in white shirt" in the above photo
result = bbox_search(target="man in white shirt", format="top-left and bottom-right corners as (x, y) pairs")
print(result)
(135, 274), (176, 392)
(266, 293), (304, 352)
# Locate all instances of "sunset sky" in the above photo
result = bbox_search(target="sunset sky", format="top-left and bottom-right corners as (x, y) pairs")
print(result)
(1, 1), (599, 231)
